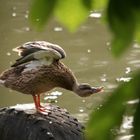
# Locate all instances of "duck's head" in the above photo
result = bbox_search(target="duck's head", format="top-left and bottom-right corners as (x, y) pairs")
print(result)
(73, 83), (103, 97)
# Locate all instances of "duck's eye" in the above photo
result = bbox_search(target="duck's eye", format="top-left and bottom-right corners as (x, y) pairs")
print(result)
(79, 84), (91, 90)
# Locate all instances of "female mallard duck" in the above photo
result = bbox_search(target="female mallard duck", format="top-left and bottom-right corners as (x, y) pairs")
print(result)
(0, 41), (103, 114)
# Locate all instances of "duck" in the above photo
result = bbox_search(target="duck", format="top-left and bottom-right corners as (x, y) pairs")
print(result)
(0, 41), (103, 114)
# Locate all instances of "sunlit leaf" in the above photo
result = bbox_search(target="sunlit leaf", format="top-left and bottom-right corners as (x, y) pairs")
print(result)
(86, 71), (140, 140)
(91, 0), (108, 10)
(55, 0), (92, 31)
(29, 0), (57, 28)
(107, 0), (135, 57)
(133, 101), (140, 140)
(134, 11), (140, 43)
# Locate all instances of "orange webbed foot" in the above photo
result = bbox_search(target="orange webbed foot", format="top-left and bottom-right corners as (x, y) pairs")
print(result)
(36, 106), (51, 115)
(33, 95), (51, 115)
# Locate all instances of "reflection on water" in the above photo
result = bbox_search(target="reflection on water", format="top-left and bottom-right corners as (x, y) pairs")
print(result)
(116, 116), (134, 140)
(89, 11), (102, 18)
(116, 77), (132, 83)
(44, 91), (63, 103)
(0, 0), (140, 139)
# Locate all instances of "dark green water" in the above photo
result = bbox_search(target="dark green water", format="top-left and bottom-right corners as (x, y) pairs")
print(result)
(0, 1), (140, 139)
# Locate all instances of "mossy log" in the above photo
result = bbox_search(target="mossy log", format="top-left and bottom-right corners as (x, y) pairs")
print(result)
(0, 104), (85, 140)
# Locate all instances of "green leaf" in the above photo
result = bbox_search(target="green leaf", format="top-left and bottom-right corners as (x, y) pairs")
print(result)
(91, 0), (108, 10)
(86, 71), (140, 140)
(107, 0), (135, 57)
(134, 11), (140, 42)
(29, 0), (57, 29)
(55, 0), (92, 31)
(133, 101), (140, 140)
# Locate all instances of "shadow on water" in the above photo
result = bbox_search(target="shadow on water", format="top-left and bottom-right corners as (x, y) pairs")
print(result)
(0, 0), (140, 139)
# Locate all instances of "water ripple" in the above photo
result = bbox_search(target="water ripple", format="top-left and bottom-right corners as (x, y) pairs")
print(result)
(116, 77), (132, 82)
(89, 12), (102, 18)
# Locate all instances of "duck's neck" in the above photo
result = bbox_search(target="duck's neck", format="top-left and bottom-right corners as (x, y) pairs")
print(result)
(72, 83), (83, 96)
(60, 78), (79, 92)
(53, 61), (79, 91)
(72, 83), (93, 97)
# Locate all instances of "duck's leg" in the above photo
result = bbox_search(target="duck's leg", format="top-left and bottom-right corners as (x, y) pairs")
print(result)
(37, 95), (50, 108)
(36, 94), (43, 108)
(32, 95), (49, 115)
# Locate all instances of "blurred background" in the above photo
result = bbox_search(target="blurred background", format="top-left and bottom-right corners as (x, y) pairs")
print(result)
(0, 0), (140, 128)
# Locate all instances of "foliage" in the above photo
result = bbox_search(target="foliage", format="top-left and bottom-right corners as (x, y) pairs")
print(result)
(29, 0), (92, 31)
(87, 72), (140, 140)
(29, 0), (140, 139)
(133, 97), (140, 140)
(107, 0), (140, 56)
(29, 0), (57, 29)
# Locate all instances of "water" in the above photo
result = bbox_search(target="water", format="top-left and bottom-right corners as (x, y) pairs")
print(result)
(0, 0), (140, 139)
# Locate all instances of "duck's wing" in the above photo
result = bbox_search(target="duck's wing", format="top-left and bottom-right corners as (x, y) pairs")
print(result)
(11, 53), (37, 67)
(12, 41), (66, 67)
(13, 41), (66, 58)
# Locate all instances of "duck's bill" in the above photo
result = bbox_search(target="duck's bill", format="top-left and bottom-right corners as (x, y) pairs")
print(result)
(92, 86), (104, 93)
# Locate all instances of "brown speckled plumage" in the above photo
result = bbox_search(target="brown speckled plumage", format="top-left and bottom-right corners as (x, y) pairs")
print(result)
(0, 61), (76, 95)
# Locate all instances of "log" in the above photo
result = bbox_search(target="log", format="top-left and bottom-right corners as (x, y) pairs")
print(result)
(0, 104), (85, 140)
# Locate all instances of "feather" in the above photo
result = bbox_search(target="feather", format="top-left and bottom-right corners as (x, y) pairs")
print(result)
(12, 41), (66, 67)
(13, 41), (66, 58)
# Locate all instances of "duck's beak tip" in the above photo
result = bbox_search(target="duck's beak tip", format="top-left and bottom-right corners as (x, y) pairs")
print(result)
(92, 86), (104, 93)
